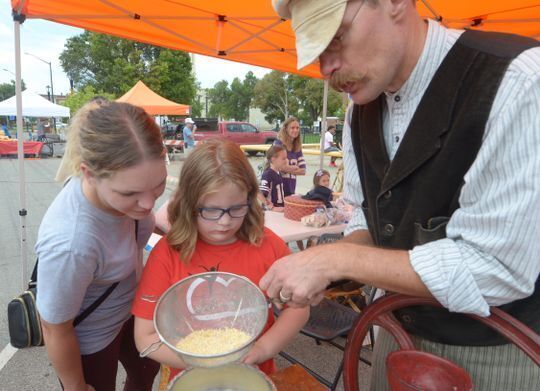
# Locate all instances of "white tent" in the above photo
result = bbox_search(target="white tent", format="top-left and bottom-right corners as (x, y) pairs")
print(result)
(0, 89), (70, 117)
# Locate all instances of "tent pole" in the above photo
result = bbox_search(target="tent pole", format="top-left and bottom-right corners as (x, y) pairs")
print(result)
(14, 15), (28, 290)
(319, 79), (329, 170)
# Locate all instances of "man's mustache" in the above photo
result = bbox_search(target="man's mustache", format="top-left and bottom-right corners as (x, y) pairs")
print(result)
(329, 70), (364, 92)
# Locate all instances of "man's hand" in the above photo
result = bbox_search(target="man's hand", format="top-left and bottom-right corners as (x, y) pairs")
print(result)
(260, 244), (337, 307)
(261, 237), (431, 306)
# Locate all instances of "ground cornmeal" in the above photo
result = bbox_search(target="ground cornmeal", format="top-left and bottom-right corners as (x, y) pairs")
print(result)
(176, 327), (251, 355)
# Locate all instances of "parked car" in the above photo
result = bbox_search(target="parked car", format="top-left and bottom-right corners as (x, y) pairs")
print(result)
(192, 120), (277, 155)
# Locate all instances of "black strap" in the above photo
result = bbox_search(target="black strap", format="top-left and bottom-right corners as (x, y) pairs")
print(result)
(33, 219), (140, 327)
(73, 281), (119, 326)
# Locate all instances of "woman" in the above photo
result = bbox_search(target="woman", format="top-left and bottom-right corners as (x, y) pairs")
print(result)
(273, 117), (306, 196)
(36, 101), (166, 391)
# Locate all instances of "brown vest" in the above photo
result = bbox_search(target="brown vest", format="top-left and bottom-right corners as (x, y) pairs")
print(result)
(351, 30), (539, 345)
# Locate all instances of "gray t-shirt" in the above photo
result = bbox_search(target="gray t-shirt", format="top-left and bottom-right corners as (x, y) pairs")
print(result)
(35, 176), (154, 354)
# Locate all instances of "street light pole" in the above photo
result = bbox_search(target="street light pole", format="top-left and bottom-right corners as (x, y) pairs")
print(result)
(24, 52), (55, 103)
(25, 52), (57, 132)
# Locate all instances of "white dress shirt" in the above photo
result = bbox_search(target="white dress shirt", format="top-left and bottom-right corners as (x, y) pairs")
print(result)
(342, 19), (540, 316)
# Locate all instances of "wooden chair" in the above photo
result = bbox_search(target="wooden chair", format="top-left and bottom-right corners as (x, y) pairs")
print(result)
(342, 294), (540, 391)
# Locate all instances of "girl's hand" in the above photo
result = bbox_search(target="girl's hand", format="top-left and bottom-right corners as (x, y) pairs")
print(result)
(242, 342), (271, 365)
(86, 385), (96, 391)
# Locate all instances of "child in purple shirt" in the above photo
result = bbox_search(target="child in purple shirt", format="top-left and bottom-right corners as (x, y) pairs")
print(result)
(259, 145), (288, 211)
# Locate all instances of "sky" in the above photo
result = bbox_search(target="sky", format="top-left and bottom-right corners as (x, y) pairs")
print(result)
(0, 0), (271, 97)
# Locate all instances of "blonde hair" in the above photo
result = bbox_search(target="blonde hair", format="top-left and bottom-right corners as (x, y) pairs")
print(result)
(277, 117), (301, 152)
(55, 101), (165, 181)
(264, 144), (286, 171)
(167, 139), (265, 263)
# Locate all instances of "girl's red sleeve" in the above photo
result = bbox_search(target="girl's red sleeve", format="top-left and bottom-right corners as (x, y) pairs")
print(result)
(132, 237), (177, 319)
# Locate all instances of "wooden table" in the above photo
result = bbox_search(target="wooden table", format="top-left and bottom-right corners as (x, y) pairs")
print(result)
(239, 144), (343, 158)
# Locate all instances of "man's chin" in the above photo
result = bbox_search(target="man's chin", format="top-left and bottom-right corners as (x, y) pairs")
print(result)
(349, 88), (380, 106)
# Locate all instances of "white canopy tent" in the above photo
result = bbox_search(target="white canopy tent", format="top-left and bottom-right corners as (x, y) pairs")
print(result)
(0, 89), (70, 117)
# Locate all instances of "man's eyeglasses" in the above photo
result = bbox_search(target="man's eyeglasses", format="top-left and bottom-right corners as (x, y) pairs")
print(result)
(197, 203), (251, 221)
(322, 0), (365, 55)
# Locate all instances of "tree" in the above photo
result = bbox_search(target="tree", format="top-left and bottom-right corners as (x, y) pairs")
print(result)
(0, 79), (26, 101)
(229, 71), (258, 121)
(145, 49), (196, 106)
(289, 75), (345, 125)
(252, 71), (298, 123)
(61, 85), (115, 115)
(190, 82), (204, 118)
(205, 72), (258, 121)
(59, 31), (196, 106)
(207, 80), (231, 119)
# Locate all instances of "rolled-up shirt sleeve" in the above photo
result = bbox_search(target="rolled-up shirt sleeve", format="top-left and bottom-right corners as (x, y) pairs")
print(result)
(410, 66), (540, 316)
(342, 103), (368, 236)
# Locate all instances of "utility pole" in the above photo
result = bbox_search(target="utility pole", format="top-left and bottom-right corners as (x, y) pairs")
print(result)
(205, 89), (209, 118)
(25, 52), (57, 131)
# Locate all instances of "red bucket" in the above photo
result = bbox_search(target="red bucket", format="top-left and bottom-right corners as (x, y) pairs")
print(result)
(386, 350), (473, 391)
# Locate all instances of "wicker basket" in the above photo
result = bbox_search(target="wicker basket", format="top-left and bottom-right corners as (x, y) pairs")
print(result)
(284, 195), (324, 221)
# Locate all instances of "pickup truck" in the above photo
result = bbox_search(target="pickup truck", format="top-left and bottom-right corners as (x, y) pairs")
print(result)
(191, 119), (278, 155)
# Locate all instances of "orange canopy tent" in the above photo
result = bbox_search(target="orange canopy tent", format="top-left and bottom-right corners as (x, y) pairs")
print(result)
(10, 1), (540, 80)
(116, 80), (190, 115)
(7, 0), (540, 285)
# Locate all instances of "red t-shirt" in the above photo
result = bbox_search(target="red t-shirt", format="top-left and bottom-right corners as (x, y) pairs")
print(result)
(132, 227), (290, 382)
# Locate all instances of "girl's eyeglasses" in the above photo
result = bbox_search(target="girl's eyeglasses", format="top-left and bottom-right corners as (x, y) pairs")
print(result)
(197, 203), (251, 221)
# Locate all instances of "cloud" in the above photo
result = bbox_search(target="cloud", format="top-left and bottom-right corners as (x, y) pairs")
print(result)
(194, 54), (270, 88)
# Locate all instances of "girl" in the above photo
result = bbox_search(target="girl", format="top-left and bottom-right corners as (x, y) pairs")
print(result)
(259, 144), (288, 211)
(313, 169), (331, 189)
(132, 139), (309, 389)
(302, 169), (334, 207)
(273, 117), (306, 196)
(36, 101), (166, 391)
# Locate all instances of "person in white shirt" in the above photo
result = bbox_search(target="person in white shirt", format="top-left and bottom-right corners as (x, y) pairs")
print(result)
(261, 1), (540, 390)
(323, 125), (340, 167)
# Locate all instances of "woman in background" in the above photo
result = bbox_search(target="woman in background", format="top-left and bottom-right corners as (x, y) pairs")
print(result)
(273, 117), (306, 196)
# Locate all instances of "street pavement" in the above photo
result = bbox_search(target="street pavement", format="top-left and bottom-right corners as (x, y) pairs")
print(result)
(0, 154), (370, 390)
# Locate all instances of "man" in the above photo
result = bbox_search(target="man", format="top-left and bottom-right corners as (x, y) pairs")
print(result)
(36, 118), (46, 141)
(261, 1), (540, 389)
(1, 123), (10, 138)
(182, 117), (196, 151)
(323, 125), (340, 167)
